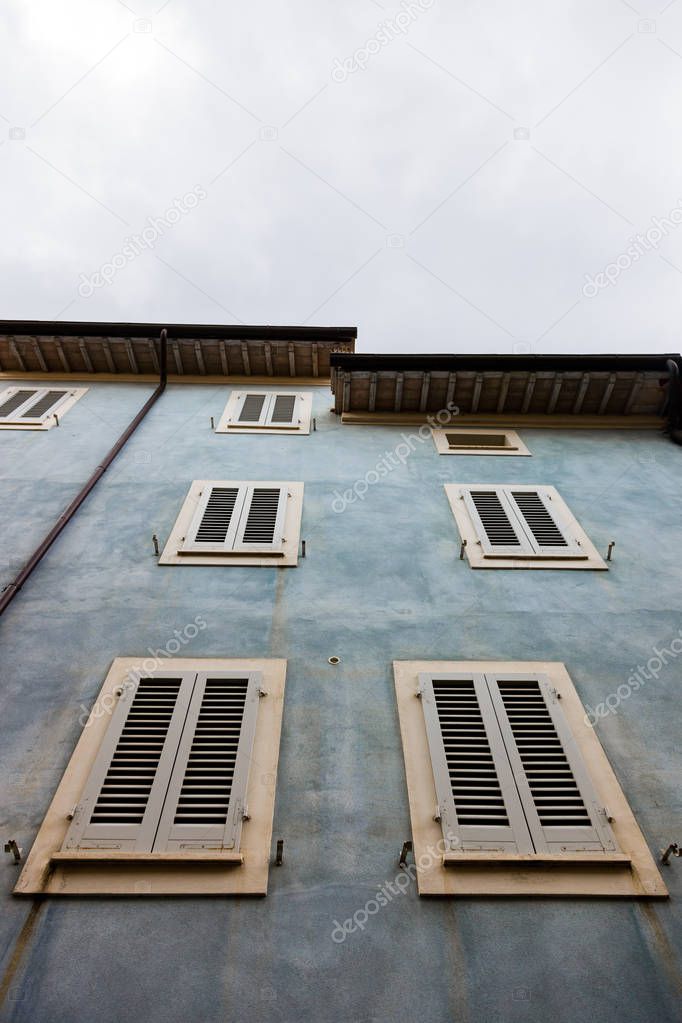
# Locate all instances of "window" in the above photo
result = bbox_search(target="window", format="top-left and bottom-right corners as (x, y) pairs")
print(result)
(432, 428), (530, 456)
(159, 481), (304, 566)
(15, 657), (287, 895)
(216, 390), (312, 434)
(394, 660), (668, 897)
(0, 385), (87, 430)
(445, 484), (607, 569)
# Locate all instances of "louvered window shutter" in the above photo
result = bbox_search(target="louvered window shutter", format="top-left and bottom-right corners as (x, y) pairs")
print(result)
(419, 673), (534, 852)
(62, 672), (196, 852)
(268, 394), (298, 427)
(485, 674), (618, 853)
(230, 392), (301, 429)
(236, 393), (269, 425)
(507, 489), (584, 558)
(181, 486), (247, 554)
(21, 389), (70, 421)
(462, 487), (534, 557)
(233, 485), (287, 552)
(0, 389), (40, 420)
(153, 671), (261, 851)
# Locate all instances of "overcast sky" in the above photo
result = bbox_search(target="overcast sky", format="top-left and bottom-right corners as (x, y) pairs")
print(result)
(1, 1), (681, 355)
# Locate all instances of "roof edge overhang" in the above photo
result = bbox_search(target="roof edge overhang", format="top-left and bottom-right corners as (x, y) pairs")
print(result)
(329, 352), (682, 431)
(0, 320), (356, 381)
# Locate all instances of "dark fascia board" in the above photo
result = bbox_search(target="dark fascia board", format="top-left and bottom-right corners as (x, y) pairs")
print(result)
(0, 319), (357, 344)
(330, 352), (681, 373)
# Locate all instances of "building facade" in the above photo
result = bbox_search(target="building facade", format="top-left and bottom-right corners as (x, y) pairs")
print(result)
(0, 322), (680, 1022)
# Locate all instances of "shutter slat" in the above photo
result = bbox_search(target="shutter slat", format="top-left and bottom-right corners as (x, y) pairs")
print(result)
(153, 672), (261, 851)
(21, 389), (69, 420)
(237, 393), (267, 423)
(508, 489), (585, 558)
(62, 673), (197, 852)
(234, 486), (287, 552)
(0, 389), (39, 419)
(181, 486), (247, 554)
(419, 673), (534, 852)
(269, 394), (297, 425)
(462, 488), (533, 557)
(486, 674), (619, 853)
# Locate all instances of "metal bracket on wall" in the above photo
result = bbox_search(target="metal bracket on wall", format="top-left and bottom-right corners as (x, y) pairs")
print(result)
(606, 541), (616, 561)
(459, 539), (467, 560)
(4, 839), (22, 864)
(275, 839), (284, 866)
(301, 539), (306, 558)
(152, 533), (159, 556)
(399, 840), (413, 868)
(660, 842), (680, 865)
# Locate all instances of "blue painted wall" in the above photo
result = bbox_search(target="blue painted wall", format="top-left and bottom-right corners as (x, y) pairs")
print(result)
(0, 380), (680, 1023)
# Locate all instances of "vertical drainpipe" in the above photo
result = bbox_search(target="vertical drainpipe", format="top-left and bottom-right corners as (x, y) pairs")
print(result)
(0, 328), (168, 617)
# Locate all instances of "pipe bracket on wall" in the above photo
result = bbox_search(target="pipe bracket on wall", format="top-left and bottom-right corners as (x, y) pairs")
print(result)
(4, 840), (22, 864)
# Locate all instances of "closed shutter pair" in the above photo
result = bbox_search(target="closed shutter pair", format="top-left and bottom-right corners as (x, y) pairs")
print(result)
(231, 392), (300, 429)
(63, 670), (262, 854)
(462, 485), (584, 559)
(181, 484), (288, 555)
(420, 671), (618, 855)
(0, 388), (71, 423)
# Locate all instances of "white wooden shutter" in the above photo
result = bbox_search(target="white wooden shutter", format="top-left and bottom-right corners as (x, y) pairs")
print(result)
(62, 672), (196, 852)
(235, 393), (269, 426)
(0, 389), (40, 420)
(462, 486), (586, 560)
(462, 487), (533, 557)
(0, 387), (71, 423)
(180, 485), (248, 554)
(229, 392), (301, 429)
(507, 489), (585, 558)
(267, 394), (299, 428)
(486, 673), (618, 853)
(419, 673), (534, 852)
(233, 485), (287, 553)
(19, 389), (71, 422)
(153, 671), (261, 851)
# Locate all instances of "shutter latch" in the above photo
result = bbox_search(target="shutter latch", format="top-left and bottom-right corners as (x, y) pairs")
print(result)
(258, 687), (268, 698)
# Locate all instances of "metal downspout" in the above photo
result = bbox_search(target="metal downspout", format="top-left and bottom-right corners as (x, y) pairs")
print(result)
(0, 328), (168, 616)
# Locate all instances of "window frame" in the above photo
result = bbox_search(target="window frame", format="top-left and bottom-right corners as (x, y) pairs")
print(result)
(445, 483), (608, 570)
(432, 427), (530, 456)
(0, 385), (87, 430)
(159, 480), (304, 567)
(15, 657), (287, 896)
(394, 660), (668, 897)
(216, 389), (312, 435)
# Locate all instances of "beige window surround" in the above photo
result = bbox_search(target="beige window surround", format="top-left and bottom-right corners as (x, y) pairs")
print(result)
(159, 480), (304, 567)
(394, 660), (667, 898)
(445, 483), (607, 570)
(432, 427), (530, 456)
(215, 389), (312, 434)
(15, 657), (287, 896)
(0, 385), (87, 430)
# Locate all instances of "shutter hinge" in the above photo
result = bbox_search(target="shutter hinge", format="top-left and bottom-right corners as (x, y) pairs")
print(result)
(600, 806), (614, 824)
(433, 805), (442, 823)
(242, 805), (250, 821)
